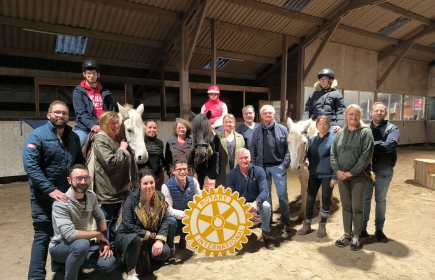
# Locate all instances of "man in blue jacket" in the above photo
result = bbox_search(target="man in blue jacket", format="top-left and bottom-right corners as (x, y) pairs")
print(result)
(361, 102), (400, 243)
(227, 148), (274, 250)
(23, 100), (83, 280)
(250, 105), (291, 232)
(73, 60), (116, 146)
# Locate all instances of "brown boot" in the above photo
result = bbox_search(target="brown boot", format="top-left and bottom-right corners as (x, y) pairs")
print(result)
(168, 249), (176, 264)
(298, 221), (311, 235)
(317, 222), (327, 238)
(262, 231), (275, 250)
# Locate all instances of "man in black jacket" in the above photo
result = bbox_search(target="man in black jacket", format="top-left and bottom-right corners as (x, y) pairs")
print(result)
(361, 102), (400, 243)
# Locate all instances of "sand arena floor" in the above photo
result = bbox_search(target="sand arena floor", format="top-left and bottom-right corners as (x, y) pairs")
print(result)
(1, 146), (434, 280)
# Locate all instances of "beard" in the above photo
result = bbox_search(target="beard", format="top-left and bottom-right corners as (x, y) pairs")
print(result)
(49, 117), (67, 128)
(72, 182), (89, 194)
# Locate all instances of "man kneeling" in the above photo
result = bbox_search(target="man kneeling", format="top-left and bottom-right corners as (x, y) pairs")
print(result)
(49, 164), (116, 279)
(226, 148), (274, 250)
(162, 158), (201, 262)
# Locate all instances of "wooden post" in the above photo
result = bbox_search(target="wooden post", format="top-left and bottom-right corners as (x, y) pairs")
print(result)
(296, 46), (305, 121)
(160, 62), (166, 121)
(125, 84), (134, 105)
(242, 91), (246, 108)
(280, 35), (288, 122)
(211, 19), (217, 85)
(180, 24), (190, 120)
(34, 78), (40, 118)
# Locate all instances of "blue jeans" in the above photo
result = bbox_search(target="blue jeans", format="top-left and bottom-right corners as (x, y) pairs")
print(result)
(28, 190), (53, 280)
(363, 168), (394, 231)
(265, 163), (290, 223)
(167, 216), (184, 250)
(101, 203), (122, 249)
(258, 201), (272, 232)
(50, 239), (116, 280)
(74, 129), (88, 147)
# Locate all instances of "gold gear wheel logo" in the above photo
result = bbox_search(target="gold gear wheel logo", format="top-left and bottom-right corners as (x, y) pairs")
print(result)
(182, 186), (253, 257)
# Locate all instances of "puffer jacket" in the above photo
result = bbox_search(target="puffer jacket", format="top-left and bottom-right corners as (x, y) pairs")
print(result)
(302, 79), (345, 126)
(93, 132), (137, 204)
(23, 121), (83, 194)
(73, 84), (116, 133)
(330, 126), (374, 176)
(250, 121), (290, 168)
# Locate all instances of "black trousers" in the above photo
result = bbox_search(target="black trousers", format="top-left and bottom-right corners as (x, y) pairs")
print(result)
(305, 176), (333, 221)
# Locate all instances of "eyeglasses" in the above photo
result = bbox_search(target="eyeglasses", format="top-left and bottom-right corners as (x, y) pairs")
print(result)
(72, 176), (91, 182)
(50, 111), (69, 116)
(372, 110), (386, 114)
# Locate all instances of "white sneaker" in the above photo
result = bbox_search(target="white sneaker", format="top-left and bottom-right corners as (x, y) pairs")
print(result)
(127, 273), (140, 280)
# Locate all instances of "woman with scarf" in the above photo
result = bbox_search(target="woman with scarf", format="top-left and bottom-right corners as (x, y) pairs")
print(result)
(215, 114), (245, 187)
(115, 168), (170, 280)
(93, 111), (136, 249)
(138, 120), (166, 191)
(201, 85), (228, 133)
(331, 104), (374, 251)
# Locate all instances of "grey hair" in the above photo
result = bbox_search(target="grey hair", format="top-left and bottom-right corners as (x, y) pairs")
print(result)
(242, 105), (255, 114)
(236, 148), (251, 158)
(259, 105), (275, 115)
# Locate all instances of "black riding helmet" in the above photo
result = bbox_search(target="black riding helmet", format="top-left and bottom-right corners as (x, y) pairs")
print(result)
(82, 60), (100, 73)
(317, 68), (334, 80)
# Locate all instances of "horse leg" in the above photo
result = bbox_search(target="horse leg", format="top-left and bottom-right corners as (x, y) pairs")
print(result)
(298, 169), (309, 221)
(197, 172), (205, 190)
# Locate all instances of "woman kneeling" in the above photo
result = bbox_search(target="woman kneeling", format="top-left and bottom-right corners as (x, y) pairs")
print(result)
(115, 168), (170, 279)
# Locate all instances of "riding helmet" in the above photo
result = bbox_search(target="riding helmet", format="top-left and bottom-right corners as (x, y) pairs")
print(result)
(207, 85), (220, 95)
(317, 68), (334, 80)
(82, 60), (100, 73)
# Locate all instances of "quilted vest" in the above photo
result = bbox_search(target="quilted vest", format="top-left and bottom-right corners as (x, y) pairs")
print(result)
(165, 176), (196, 211)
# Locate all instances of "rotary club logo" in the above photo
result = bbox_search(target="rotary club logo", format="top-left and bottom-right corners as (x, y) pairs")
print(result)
(182, 186), (253, 257)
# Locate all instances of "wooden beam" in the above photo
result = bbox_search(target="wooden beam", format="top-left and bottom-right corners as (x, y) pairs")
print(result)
(185, 0), (209, 70)
(220, 0), (323, 25)
(90, 0), (181, 21)
(176, 45), (276, 64)
(377, 41), (414, 89)
(203, 19), (300, 44)
(34, 78), (80, 87)
(166, 52), (180, 72)
(1, 67), (163, 86)
(34, 78), (40, 118)
(255, 0), (387, 83)
(280, 35), (288, 122)
(337, 25), (399, 44)
(211, 19), (217, 85)
(303, 19), (341, 81)
(0, 16), (165, 48)
(160, 61), (166, 121)
(164, 66), (256, 80)
(180, 24), (190, 120)
(296, 47), (305, 121)
(378, 3), (433, 25)
(164, 80), (270, 93)
(0, 47), (151, 69)
(125, 84), (134, 105)
(378, 22), (435, 61)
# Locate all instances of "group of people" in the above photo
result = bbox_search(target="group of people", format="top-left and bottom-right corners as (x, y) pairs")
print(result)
(22, 62), (399, 280)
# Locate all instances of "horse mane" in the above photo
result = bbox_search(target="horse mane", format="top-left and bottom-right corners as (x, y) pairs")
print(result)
(192, 113), (214, 144)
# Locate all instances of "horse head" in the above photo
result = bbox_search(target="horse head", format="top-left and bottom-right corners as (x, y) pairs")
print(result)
(287, 118), (318, 171)
(117, 103), (148, 164)
(191, 112), (215, 165)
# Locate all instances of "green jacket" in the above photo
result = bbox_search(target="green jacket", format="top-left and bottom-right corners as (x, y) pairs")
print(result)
(215, 131), (245, 187)
(93, 132), (137, 204)
(330, 126), (374, 176)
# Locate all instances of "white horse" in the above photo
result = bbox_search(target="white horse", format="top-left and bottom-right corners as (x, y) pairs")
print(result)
(287, 118), (318, 220)
(117, 103), (148, 164)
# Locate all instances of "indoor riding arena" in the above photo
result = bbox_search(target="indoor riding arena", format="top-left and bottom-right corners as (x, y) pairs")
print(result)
(1, 0), (435, 279)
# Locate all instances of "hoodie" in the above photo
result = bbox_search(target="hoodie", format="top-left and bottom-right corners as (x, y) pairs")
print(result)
(330, 126), (374, 176)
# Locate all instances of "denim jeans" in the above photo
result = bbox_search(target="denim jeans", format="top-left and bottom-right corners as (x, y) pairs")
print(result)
(49, 239), (116, 280)
(258, 201), (272, 232)
(337, 174), (367, 236)
(101, 203), (122, 249)
(265, 163), (290, 223)
(28, 190), (53, 280)
(167, 216), (185, 250)
(306, 176), (334, 222)
(74, 129), (88, 147)
(363, 168), (394, 231)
